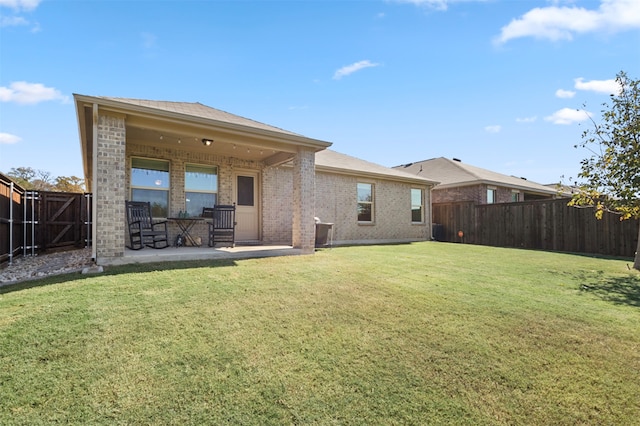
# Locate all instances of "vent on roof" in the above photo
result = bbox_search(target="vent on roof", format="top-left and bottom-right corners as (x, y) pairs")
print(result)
(452, 158), (461, 162)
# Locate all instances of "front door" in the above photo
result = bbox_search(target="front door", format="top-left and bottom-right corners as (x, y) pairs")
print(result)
(233, 171), (259, 241)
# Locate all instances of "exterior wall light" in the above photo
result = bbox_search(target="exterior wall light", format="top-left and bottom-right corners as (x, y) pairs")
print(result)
(202, 139), (213, 146)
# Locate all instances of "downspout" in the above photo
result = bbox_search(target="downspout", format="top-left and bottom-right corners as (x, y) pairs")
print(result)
(91, 103), (98, 262)
(8, 181), (13, 265)
(428, 184), (434, 240)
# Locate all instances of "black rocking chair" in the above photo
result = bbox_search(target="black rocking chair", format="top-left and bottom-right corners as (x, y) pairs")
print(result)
(202, 204), (236, 247)
(126, 201), (170, 250)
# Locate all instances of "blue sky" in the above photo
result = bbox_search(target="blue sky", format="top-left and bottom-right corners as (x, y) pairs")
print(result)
(1, 0), (638, 185)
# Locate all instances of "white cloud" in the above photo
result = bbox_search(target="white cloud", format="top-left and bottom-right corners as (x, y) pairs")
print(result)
(392, 0), (486, 12)
(0, 132), (21, 144)
(0, 0), (41, 11)
(484, 125), (502, 133)
(0, 15), (39, 32)
(333, 60), (380, 80)
(544, 107), (592, 125)
(0, 15), (27, 27)
(555, 89), (576, 98)
(495, 0), (640, 44)
(0, 81), (68, 105)
(516, 116), (538, 123)
(574, 77), (621, 94)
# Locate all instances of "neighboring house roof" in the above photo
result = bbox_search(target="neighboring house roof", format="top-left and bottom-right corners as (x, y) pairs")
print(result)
(394, 157), (557, 195)
(316, 150), (439, 186)
(91, 96), (304, 138)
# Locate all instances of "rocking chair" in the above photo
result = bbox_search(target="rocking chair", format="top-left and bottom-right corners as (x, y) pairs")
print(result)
(126, 201), (170, 250)
(202, 204), (236, 247)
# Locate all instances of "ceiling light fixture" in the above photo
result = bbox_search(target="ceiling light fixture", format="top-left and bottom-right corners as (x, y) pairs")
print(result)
(202, 138), (213, 146)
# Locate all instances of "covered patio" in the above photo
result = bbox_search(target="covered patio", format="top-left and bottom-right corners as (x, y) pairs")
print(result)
(74, 95), (331, 266)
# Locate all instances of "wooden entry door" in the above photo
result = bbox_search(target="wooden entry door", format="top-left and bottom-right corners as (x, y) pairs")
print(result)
(233, 171), (259, 241)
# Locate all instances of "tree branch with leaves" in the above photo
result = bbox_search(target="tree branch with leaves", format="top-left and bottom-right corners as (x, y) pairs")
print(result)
(568, 71), (640, 270)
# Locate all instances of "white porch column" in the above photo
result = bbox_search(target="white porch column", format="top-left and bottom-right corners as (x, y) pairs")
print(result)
(292, 147), (316, 253)
(95, 111), (126, 264)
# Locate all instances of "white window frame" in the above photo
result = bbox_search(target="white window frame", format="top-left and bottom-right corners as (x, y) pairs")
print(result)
(411, 188), (424, 223)
(130, 157), (170, 217)
(487, 187), (497, 204)
(185, 163), (218, 217)
(357, 182), (374, 223)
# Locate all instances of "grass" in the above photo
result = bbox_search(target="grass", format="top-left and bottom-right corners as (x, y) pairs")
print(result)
(1, 242), (639, 425)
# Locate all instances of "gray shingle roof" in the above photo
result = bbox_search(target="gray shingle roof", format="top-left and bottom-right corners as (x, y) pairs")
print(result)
(316, 150), (438, 185)
(395, 157), (556, 194)
(95, 96), (303, 137)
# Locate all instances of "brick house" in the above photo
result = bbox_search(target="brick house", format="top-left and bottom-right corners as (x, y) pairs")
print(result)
(74, 95), (437, 265)
(394, 157), (558, 204)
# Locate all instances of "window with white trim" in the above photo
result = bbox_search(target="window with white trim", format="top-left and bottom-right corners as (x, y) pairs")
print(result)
(131, 158), (170, 217)
(411, 188), (424, 223)
(357, 182), (374, 222)
(511, 190), (520, 202)
(487, 187), (497, 204)
(185, 164), (218, 217)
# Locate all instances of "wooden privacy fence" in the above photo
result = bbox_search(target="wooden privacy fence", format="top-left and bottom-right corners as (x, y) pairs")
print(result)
(1, 173), (92, 265)
(433, 198), (639, 258)
(0, 174), (25, 264)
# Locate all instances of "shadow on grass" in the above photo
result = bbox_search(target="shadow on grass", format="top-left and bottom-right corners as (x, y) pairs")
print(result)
(578, 272), (640, 308)
(0, 258), (238, 295)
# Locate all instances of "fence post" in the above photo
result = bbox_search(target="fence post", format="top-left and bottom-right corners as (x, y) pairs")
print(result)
(84, 193), (92, 248)
(23, 191), (38, 257)
(8, 182), (14, 265)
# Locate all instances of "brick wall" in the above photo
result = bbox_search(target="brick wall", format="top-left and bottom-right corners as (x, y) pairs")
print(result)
(262, 165), (293, 244)
(434, 184), (532, 204)
(292, 148), (316, 252)
(95, 113), (126, 263)
(264, 166), (432, 245)
(315, 172), (431, 243)
(433, 184), (485, 204)
(98, 134), (432, 261)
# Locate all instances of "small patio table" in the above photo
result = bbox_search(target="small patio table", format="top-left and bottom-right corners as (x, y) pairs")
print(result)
(167, 217), (204, 247)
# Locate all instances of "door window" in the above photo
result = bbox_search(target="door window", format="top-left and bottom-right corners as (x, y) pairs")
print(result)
(237, 176), (254, 206)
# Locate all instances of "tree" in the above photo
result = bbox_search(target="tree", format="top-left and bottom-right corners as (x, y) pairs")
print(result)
(7, 167), (37, 189)
(568, 71), (640, 270)
(7, 167), (85, 192)
(54, 175), (85, 193)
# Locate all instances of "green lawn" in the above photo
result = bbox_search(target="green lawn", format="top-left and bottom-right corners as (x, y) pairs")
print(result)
(1, 242), (639, 425)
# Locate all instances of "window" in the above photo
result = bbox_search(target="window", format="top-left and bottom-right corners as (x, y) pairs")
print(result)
(131, 158), (169, 217)
(237, 175), (254, 206)
(185, 164), (218, 217)
(411, 188), (424, 223)
(487, 187), (497, 204)
(357, 183), (374, 222)
(511, 190), (520, 202)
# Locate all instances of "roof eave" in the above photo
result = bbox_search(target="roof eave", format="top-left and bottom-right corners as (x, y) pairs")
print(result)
(316, 164), (439, 186)
(434, 179), (557, 195)
(73, 94), (332, 152)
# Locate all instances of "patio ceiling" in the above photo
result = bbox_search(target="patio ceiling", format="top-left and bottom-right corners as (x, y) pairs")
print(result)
(124, 117), (298, 164)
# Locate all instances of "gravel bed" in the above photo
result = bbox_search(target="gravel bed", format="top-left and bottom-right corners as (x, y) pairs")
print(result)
(0, 248), (96, 286)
